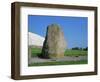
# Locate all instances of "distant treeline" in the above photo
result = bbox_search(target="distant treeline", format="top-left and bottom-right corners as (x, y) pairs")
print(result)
(71, 47), (88, 51)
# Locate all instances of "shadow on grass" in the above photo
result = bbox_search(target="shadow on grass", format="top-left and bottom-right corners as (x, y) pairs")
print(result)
(32, 53), (50, 59)
(36, 53), (50, 59)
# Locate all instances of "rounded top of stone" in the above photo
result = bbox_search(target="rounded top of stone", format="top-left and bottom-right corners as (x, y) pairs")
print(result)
(48, 23), (60, 28)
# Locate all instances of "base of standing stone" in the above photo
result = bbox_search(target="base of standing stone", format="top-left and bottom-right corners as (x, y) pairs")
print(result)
(49, 54), (65, 59)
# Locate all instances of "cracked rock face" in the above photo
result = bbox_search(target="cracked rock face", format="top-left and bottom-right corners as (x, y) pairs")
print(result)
(41, 24), (67, 59)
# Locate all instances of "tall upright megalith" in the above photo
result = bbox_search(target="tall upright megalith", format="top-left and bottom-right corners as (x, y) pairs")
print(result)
(42, 24), (67, 59)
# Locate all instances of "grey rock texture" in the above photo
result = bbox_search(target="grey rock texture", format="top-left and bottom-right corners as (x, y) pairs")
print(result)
(41, 24), (67, 59)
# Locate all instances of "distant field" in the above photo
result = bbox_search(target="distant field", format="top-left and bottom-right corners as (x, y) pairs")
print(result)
(31, 48), (87, 57)
(65, 49), (87, 56)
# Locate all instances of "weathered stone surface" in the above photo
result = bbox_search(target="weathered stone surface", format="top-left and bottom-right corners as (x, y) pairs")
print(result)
(41, 24), (67, 59)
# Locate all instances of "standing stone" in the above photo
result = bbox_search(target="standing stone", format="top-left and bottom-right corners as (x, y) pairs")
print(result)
(41, 24), (67, 59)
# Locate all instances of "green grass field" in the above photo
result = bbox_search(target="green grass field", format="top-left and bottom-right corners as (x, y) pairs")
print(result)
(64, 49), (87, 56)
(29, 47), (87, 66)
(31, 48), (42, 57)
(31, 48), (87, 57)
(29, 60), (87, 66)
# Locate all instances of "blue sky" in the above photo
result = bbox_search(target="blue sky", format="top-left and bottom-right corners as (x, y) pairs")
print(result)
(28, 15), (88, 49)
